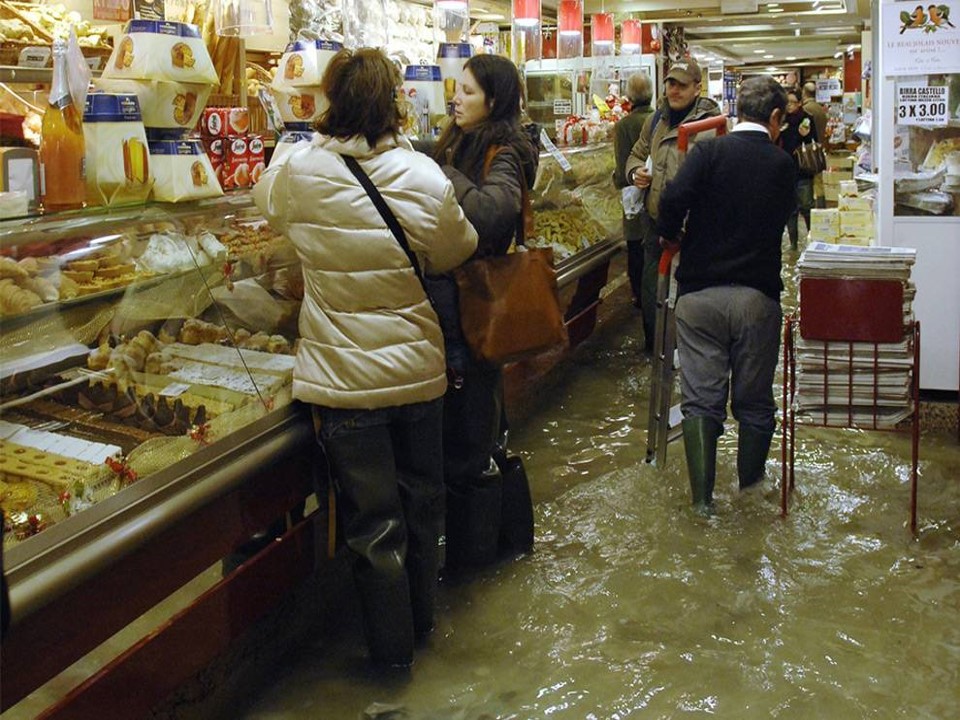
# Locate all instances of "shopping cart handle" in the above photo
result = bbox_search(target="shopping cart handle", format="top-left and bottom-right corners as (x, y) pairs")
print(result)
(677, 115), (728, 153)
(658, 243), (678, 276)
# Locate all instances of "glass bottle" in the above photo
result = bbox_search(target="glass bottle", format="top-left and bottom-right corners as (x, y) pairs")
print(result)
(40, 39), (86, 213)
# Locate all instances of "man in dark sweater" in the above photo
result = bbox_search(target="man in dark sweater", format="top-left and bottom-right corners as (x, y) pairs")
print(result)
(657, 75), (795, 514)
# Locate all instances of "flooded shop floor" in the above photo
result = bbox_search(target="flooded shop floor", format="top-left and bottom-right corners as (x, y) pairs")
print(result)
(232, 254), (960, 720)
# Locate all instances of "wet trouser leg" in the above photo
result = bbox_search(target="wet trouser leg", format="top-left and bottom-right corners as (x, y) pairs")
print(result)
(626, 239), (644, 305)
(320, 400), (443, 665)
(640, 232), (662, 351)
(443, 359), (504, 570)
(676, 287), (781, 505)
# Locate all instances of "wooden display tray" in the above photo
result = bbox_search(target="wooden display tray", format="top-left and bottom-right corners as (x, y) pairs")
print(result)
(799, 277), (905, 344)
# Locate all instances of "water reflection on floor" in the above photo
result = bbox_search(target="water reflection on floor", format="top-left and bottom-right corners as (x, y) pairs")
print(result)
(237, 249), (960, 719)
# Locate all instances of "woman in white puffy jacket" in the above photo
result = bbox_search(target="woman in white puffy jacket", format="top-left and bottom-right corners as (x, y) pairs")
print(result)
(254, 47), (477, 668)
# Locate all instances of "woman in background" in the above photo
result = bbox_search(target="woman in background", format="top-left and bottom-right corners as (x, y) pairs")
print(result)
(430, 53), (540, 573)
(254, 48), (477, 667)
(779, 88), (818, 250)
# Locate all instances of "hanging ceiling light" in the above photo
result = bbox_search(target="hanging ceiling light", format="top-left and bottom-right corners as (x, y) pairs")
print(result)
(558, 0), (583, 37)
(620, 18), (641, 54)
(591, 12), (614, 46)
(512, 0), (540, 27)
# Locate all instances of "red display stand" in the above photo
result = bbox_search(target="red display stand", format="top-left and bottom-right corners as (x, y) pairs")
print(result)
(782, 278), (921, 534)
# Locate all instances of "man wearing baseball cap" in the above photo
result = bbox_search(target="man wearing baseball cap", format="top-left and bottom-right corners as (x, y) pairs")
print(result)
(623, 56), (721, 350)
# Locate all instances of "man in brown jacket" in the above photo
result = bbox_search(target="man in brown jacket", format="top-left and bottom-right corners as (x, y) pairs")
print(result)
(624, 57), (721, 349)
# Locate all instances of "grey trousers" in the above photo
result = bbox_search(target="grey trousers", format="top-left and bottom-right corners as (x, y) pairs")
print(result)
(675, 285), (782, 433)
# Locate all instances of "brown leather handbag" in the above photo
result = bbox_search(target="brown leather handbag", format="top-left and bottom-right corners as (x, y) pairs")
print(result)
(453, 146), (567, 365)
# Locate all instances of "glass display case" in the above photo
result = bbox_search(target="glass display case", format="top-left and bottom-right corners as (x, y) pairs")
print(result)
(528, 142), (622, 261)
(0, 194), (303, 548)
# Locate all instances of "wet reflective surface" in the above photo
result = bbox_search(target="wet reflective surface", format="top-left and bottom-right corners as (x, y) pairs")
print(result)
(237, 252), (960, 719)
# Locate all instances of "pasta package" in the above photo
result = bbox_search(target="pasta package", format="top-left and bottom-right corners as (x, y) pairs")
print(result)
(83, 93), (153, 206)
(102, 20), (218, 85)
(148, 138), (223, 202)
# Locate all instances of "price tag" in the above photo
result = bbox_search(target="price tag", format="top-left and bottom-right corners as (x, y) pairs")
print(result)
(896, 85), (950, 126)
(553, 99), (572, 117)
(540, 129), (572, 172)
(159, 382), (191, 398)
(18, 46), (51, 68)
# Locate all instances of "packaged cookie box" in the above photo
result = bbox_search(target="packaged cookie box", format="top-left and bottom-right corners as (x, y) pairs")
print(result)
(96, 77), (211, 130)
(269, 82), (326, 124)
(101, 19), (218, 85)
(83, 93), (152, 206)
(273, 38), (342, 87)
(148, 138), (223, 202)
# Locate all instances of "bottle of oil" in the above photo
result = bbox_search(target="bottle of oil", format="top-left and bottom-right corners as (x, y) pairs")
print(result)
(39, 39), (86, 212)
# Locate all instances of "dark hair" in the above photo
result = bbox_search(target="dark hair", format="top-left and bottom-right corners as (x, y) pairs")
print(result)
(315, 48), (402, 147)
(737, 75), (787, 124)
(433, 54), (526, 171)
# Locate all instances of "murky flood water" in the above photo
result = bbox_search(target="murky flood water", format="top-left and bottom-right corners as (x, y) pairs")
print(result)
(237, 253), (959, 719)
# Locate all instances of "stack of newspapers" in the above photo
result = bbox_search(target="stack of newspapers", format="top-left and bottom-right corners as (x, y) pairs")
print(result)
(794, 242), (917, 428)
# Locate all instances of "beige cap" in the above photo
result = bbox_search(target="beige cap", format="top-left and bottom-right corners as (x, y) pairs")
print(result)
(665, 58), (702, 85)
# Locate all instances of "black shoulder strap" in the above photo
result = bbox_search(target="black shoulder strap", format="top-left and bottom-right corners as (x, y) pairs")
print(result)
(340, 154), (425, 284)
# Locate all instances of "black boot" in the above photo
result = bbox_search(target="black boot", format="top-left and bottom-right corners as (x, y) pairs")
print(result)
(354, 570), (414, 667)
(445, 458), (503, 571)
(498, 455), (534, 556)
(682, 416), (721, 514)
(402, 488), (442, 638)
(323, 428), (416, 667)
(737, 424), (774, 490)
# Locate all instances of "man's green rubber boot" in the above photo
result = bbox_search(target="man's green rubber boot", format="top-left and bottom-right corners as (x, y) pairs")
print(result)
(737, 424), (774, 490)
(682, 416), (721, 515)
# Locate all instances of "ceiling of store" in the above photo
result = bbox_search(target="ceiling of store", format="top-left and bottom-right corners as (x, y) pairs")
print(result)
(465, 0), (871, 71)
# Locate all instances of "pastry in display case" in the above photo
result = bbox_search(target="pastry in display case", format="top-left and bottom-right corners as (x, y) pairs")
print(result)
(528, 143), (623, 261)
(0, 195), (303, 547)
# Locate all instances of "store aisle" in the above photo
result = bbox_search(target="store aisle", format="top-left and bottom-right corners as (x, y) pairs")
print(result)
(228, 249), (960, 720)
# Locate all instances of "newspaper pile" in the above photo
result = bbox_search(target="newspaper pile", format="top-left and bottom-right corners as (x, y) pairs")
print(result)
(794, 242), (917, 428)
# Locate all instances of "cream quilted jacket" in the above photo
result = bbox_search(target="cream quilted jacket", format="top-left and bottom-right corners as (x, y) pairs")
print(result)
(253, 132), (478, 410)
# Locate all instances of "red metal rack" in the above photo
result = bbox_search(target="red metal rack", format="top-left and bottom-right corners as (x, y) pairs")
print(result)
(781, 277), (921, 534)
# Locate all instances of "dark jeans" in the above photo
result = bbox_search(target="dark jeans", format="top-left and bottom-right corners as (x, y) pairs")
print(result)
(786, 177), (814, 248)
(317, 398), (444, 663)
(640, 224), (663, 351)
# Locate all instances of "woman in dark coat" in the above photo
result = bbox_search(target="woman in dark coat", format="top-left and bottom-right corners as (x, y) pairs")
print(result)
(430, 53), (540, 572)
(779, 88), (819, 249)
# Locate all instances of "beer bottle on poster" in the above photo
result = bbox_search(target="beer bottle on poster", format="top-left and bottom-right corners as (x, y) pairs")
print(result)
(40, 39), (86, 212)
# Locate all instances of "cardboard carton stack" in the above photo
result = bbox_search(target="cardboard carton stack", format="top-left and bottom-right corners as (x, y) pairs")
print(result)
(822, 152), (855, 205)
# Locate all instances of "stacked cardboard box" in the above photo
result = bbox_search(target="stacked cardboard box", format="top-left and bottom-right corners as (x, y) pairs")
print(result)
(823, 153), (855, 204)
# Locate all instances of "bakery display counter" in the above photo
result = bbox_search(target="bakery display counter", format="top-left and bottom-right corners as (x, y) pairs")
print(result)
(0, 192), (322, 715)
(1, 193), (303, 549)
